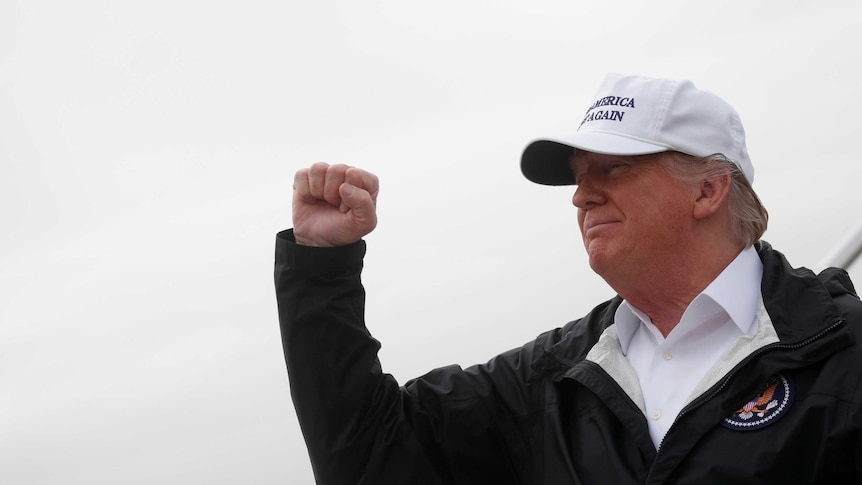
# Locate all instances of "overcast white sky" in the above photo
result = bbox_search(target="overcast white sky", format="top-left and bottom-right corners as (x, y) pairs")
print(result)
(2, 1), (862, 483)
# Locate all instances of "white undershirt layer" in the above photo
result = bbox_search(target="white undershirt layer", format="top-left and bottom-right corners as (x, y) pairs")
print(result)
(613, 245), (764, 449)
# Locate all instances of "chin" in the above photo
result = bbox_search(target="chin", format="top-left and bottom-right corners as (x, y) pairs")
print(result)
(585, 245), (615, 274)
(585, 236), (630, 273)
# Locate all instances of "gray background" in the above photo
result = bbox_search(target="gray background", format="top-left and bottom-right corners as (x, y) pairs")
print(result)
(3, 1), (861, 483)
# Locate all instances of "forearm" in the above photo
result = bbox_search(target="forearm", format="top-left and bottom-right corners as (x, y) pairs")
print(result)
(274, 228), (378, 404)
(274, 229), (414, 483)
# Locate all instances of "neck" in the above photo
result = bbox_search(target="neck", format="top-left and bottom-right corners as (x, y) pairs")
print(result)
(611, 238), (744, 337)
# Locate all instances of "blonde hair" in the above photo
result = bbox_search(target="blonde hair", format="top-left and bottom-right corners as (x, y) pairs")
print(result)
(660, 152), (768, 246)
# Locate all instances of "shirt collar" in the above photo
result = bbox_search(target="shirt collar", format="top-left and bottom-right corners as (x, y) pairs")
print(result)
(615, 245), (764, 353)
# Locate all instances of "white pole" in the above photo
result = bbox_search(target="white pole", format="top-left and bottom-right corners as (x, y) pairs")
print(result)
(820, 224), (862, 270)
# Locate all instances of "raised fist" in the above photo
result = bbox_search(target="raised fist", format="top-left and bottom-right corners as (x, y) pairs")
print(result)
(292, 162), (379, 247)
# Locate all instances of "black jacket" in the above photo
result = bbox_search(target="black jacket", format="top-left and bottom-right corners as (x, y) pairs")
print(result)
(275, 230), (862, 484)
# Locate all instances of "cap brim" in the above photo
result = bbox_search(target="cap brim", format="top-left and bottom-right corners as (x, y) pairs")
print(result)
(520, 132), (670, 186)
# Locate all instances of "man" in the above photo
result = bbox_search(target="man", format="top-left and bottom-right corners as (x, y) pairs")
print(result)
(275, 74), (862, 484)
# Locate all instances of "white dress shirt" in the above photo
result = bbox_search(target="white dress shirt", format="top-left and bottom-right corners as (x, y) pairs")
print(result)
(613, 245), (764, 449)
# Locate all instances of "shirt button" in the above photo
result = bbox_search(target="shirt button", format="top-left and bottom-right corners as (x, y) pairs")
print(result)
(663, 351), (673, 361)
(651, 410), (662, 420)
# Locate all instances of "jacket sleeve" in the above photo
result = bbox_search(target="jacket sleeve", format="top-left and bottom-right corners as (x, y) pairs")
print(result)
(274, 229), (530, 485)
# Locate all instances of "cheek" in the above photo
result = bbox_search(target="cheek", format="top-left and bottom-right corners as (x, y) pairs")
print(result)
(643, 196), (692, 237)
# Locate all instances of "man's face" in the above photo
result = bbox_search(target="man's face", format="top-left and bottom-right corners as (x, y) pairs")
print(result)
(571, 151), (697, 282)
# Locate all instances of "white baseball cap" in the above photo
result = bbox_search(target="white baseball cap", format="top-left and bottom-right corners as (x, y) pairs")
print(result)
(521, 73), (754, 185)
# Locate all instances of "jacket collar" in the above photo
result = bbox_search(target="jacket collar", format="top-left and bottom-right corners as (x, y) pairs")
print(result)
(534, 241), (853, 381)
(756, 240), (848, 345)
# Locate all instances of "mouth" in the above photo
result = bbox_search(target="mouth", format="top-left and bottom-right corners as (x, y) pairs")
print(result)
(583, 220), (620, 235)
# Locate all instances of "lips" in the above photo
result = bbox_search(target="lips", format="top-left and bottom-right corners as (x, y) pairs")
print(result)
(583, 219), (620, 233)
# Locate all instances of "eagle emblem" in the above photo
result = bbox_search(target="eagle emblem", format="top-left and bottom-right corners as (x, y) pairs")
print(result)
(722, 374), (794, 431)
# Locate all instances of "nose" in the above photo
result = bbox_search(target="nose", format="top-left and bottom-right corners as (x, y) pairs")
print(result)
(571, 176), (605, 210)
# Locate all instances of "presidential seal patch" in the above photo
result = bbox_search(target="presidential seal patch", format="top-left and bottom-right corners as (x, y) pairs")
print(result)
(722, 374), (794, 431)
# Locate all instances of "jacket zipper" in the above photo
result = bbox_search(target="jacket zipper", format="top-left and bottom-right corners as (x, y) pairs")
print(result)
(648, 318), (845, 478)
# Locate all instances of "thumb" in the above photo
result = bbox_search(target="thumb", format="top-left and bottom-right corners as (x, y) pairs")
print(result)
(339, 183), (377, 230)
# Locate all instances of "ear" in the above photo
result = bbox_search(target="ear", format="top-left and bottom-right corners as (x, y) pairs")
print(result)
(692, 171), (732, 220)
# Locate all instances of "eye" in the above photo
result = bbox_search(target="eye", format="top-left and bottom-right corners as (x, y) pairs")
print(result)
(606, 161), (629, 174)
